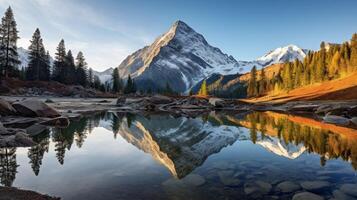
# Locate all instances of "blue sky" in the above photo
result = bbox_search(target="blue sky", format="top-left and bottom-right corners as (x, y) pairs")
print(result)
(1, 0), (356, 71)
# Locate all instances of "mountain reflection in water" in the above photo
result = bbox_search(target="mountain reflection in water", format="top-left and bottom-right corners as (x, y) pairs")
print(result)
(1, 111), (357, 199)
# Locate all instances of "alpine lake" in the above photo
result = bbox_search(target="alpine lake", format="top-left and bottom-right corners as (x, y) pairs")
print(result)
(1, 111), (357, 200)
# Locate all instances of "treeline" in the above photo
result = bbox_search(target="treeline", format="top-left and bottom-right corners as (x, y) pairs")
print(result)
(0, 6), (136, 94)
(247, 33), (357, 97)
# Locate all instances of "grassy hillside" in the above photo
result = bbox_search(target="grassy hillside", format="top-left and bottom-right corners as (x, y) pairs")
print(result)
(243, 71), (357, 103)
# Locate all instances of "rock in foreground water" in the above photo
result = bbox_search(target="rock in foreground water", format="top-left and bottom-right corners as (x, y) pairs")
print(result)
(12, 99), (61, 118)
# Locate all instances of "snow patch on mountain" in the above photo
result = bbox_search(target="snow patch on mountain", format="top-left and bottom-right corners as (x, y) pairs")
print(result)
(118, 20), (241, 93)
(93, 67), (114, 84)
(237, 44), (308, 73)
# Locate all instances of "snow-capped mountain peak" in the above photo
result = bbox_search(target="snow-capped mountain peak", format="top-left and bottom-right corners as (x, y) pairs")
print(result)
(256, 44), (308, 66)
(93, 67), (114, 84)
(118, 20), (241, 93)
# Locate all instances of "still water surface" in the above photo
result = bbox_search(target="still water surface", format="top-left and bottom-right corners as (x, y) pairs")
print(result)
(1, 111), (357, 199)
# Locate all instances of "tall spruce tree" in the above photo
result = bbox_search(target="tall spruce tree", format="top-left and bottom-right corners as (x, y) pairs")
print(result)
(124, 75), (136, 94)
(26, 28), (50, 81)
(350, 33), (357, 69)
(88, 68), (94, 88)
(316, 42), (327, 81)
(111, 68), (122, 93)
(65, 50), (76, 85)
(258, 67), (267, 95)
(52, 39), (66, 82)
(247, 66), (258, 97)
(75, 51), (88, 87)
(0, 7), (20, 78)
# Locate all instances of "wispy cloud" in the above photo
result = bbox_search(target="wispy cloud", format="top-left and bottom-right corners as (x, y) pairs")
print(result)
(0, 0), (154, 71)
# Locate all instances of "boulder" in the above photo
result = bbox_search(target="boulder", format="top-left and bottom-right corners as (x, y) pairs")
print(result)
(0, 98), (16, 115)
(323, 115), (350, 126)
(276, 181), (301, 193)
(244, 181), (272, 198)
(333, 190), (357, 200)
(26, 124), (48, 136)
(300, 181), (330, 192)
(348, 106), (357, 117)
(0, 129), (35, 147)
(325, 105), (350, 116)
(148, 95), (174, 104)
(292, 192), (324, 200)
(315, 105), (333, 115)
(12, 100), (60, 118)
(116, 96), (126, 105)
(340, 184), (357, 197)
(40, 117), (70, 127)
(209, 98), (225, 108)
(351, 117), (357, 126)
(288, 104), (319, 112)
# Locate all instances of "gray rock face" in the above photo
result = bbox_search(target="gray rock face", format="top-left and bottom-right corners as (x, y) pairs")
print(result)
(276, 181), (301, 193)
(292, 192), (324, 200)
(300, 181), (330, 191)
(117, 21), (240, 93)
(323, 115), (350, 126)
(0, 98), (16, 116)
(351, 117), (357, 126)
(12, 100), (60, 118)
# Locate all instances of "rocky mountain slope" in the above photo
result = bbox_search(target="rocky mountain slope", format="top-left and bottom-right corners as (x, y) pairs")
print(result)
(116, 20), (308, 93)
(117, 20), (241, 93)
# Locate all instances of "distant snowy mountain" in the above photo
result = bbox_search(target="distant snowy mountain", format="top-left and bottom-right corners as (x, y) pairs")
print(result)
(237, 44), (308, 73)
(116, 20), (309, 92)
(93, 67), (113, 84)
(118, 20), (241, 93)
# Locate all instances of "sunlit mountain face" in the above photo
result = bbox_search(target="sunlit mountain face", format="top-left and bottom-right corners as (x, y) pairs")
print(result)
(1, 112), (357, 200)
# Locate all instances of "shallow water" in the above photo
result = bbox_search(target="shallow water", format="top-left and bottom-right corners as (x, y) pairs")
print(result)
(1, 111), (357, 199)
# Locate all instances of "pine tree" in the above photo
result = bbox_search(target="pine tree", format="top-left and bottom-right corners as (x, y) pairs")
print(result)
(111, 68), (122, 93)
(26, 28), (49, 81)
(52, 39), (66, 82)
(0, 7), (20, 78)
(124, 75), (136, 94)
(316, 42), (327, 81)
(247, 66), (258, 97)
(258, 67), (267, 95)
(350, 33), (357, 69)
(93, 75), (101, 90)
(64, 50), (76, 85)
(75, 51), (88, 87)
(88, 68), (94, 88)
(329, 50), (341, 78)
(198, 79), (208, 96)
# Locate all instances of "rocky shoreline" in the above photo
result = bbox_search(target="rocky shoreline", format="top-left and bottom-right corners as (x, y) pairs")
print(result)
(1, 95), (357, 148)
(115, 95), (357, 127)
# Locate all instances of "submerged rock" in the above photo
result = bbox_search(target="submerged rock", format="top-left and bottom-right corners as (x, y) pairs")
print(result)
(351, 117), (357, 126)
(300, 180), (330, 192)
(333, 190), (357, 200)
(276, 181), (301, 193)
(340, 184), (357, 197)
(218, 170), (241, 186)
(244, 181), (272, 198)
(323, 115), (350, 126)
(292, 192), (324, 200)
(12, 100), (60, 118)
